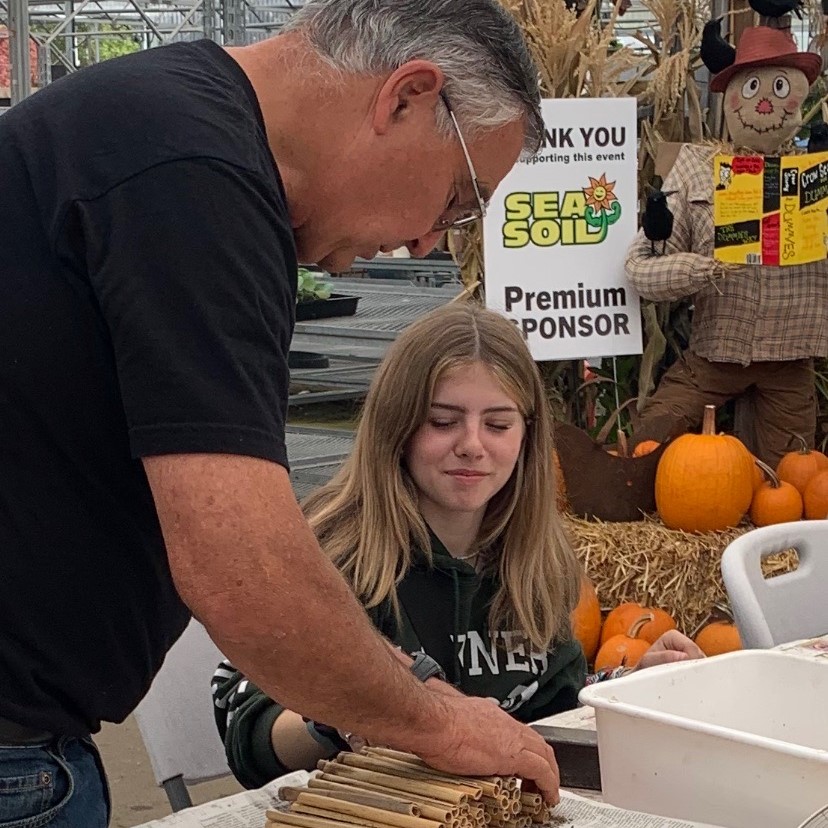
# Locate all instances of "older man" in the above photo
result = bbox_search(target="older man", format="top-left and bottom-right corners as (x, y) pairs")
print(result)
(0, 1), (557, 824)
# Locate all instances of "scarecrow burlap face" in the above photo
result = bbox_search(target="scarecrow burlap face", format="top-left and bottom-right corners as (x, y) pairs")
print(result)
(723, 65), (810, 153)
(707, 25), (823, 154)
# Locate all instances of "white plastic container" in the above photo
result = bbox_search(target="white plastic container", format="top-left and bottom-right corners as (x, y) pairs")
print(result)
(578, 650), (828, 828)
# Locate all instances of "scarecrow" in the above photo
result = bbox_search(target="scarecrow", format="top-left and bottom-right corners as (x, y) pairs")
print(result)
(626, 13), (827, 467)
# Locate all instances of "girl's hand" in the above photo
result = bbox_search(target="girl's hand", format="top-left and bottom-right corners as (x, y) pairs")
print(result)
(634, 630), (705, 671)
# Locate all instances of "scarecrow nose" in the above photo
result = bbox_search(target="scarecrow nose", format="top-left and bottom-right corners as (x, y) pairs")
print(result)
(756, 98), (774, 115)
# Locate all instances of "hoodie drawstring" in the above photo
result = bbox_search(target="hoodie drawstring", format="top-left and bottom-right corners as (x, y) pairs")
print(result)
(451, 569), (461, 685)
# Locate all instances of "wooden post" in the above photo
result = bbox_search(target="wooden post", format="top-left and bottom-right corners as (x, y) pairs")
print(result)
(731, 0), (755, 46)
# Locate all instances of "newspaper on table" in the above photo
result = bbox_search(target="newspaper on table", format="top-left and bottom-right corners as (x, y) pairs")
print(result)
(133, 773), (724, 828)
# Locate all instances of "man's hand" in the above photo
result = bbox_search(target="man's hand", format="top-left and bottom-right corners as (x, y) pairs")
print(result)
(386, 693), (560, 806)
(635, 630), (705, 671)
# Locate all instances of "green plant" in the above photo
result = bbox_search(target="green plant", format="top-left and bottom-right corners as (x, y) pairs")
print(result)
(297, 268), (333, 303)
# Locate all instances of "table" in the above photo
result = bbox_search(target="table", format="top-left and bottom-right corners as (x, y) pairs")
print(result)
(291, 280), (460, 362)
(135, 636), (828, 827)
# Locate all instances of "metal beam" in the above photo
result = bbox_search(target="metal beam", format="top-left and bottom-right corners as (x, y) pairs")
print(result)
(8, 0), (32, 103)
(222, 0), (245, 44)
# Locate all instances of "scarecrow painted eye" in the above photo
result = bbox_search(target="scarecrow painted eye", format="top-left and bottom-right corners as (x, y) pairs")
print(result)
(741, 76), (761, 99)
(773, 76), (791, 99)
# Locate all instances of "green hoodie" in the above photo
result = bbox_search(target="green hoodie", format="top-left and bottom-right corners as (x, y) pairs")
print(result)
(212, 530), (587, 789)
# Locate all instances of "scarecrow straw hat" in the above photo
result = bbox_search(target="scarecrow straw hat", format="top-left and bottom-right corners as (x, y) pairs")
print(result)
(710, 26), (823, 93)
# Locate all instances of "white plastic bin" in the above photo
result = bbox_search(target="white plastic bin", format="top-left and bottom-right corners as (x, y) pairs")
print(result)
(579, 650), (828, 828)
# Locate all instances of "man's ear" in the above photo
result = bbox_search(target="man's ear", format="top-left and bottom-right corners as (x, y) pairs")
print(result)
(372, 60), (444, 135)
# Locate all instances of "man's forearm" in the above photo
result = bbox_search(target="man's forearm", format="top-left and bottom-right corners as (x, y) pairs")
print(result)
(196, 527), (440, 745)
(145, 454), (444, 750)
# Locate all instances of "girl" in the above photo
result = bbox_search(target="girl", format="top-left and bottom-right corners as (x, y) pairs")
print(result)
(212, 302), (700, 788)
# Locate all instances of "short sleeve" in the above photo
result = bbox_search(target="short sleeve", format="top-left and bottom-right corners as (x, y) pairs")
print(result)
(73, 158), (295, 467)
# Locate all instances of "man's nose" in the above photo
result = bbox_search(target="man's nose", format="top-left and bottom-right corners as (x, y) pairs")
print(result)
(406, 231), (447, 259)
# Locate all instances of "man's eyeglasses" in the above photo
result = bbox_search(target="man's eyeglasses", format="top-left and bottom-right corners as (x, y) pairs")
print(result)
(433, 93), (488, 233)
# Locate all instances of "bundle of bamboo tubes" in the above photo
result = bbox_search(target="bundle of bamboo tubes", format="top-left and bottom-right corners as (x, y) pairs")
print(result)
(265, 747), (554, 828)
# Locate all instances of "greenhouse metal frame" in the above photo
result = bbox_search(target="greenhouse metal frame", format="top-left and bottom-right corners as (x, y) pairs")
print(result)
(2, 0), (299, 104)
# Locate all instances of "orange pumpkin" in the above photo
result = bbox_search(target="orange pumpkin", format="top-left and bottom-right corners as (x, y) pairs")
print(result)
(750, 460), (803, 526)
(632, 440), (661, 458)
(600, 602), (644, 646)
(635, 608), (677, 645)
(655, 406), (754, 532)
(803, 469), (828, 519)
(570, 577), (602, 662)
(776, 436), (828, 496)
(594, 616), (651, 671)
(693, 603), (742, 656)
(695, 621), (742, 656)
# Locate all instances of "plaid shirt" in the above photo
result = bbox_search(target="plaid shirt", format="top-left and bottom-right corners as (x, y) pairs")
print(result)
(626, 143), (828, 365)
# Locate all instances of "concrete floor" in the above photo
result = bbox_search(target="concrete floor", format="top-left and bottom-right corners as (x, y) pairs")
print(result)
(96, 715), (243, 827)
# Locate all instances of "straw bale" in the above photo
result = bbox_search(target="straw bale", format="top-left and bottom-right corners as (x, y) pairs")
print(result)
(564, 514), (798, 634)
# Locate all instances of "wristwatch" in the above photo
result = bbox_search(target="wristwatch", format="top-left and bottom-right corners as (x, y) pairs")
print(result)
(409, 651), (447, 683)
(304, 718), (350, 755)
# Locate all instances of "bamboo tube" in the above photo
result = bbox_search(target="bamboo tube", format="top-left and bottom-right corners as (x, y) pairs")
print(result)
(266, 810), (356, 828)
(290, 784), (421, 816)
(509, 801), (521, 816)
(316, 773), (458, 821)
(317, 760), (467, 805)
(361, 749), (502, 796)
(292, 803), (386, 828)
(519, 793), (540, 810)
(291, 803), (404, 828)
(306, 780), (419, 813)
(340, 754), (487, 800)
(293, 792), (442, 828)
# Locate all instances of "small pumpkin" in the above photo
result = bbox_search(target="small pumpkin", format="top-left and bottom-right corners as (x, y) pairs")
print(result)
(803, 469), (828, 519)
(776, 435), (828, 496)
(594, 616), (651, 671)
(570, 577), (602, 662)
(635, 607), (677, 645)
(750, 460), (803, 526)
(632, 440), (661, 458)
(655, 405), (754, 532)
(600, 602), (644, 646)
(694, 604), (742, 656)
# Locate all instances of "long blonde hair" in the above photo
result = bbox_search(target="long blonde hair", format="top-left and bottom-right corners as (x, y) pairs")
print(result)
(303, 302), (581, 651)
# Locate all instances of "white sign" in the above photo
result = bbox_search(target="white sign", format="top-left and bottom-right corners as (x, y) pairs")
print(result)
(484, 97), (642, 361)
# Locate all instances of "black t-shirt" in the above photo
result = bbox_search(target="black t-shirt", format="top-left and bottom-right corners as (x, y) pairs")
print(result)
(0, 40), (295, 736)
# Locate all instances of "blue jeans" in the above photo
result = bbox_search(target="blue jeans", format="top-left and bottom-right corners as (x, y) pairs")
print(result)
(0, 737), (110, 827)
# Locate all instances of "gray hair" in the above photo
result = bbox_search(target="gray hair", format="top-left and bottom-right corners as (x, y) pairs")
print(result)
(282, 0), (544, 155)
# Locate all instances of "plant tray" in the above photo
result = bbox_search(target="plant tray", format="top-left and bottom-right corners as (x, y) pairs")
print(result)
(296, 294), (360, 322)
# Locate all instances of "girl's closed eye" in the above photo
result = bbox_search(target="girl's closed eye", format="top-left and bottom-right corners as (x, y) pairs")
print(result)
(429, 418), (457, 429)
(487, 421), (513, 432)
